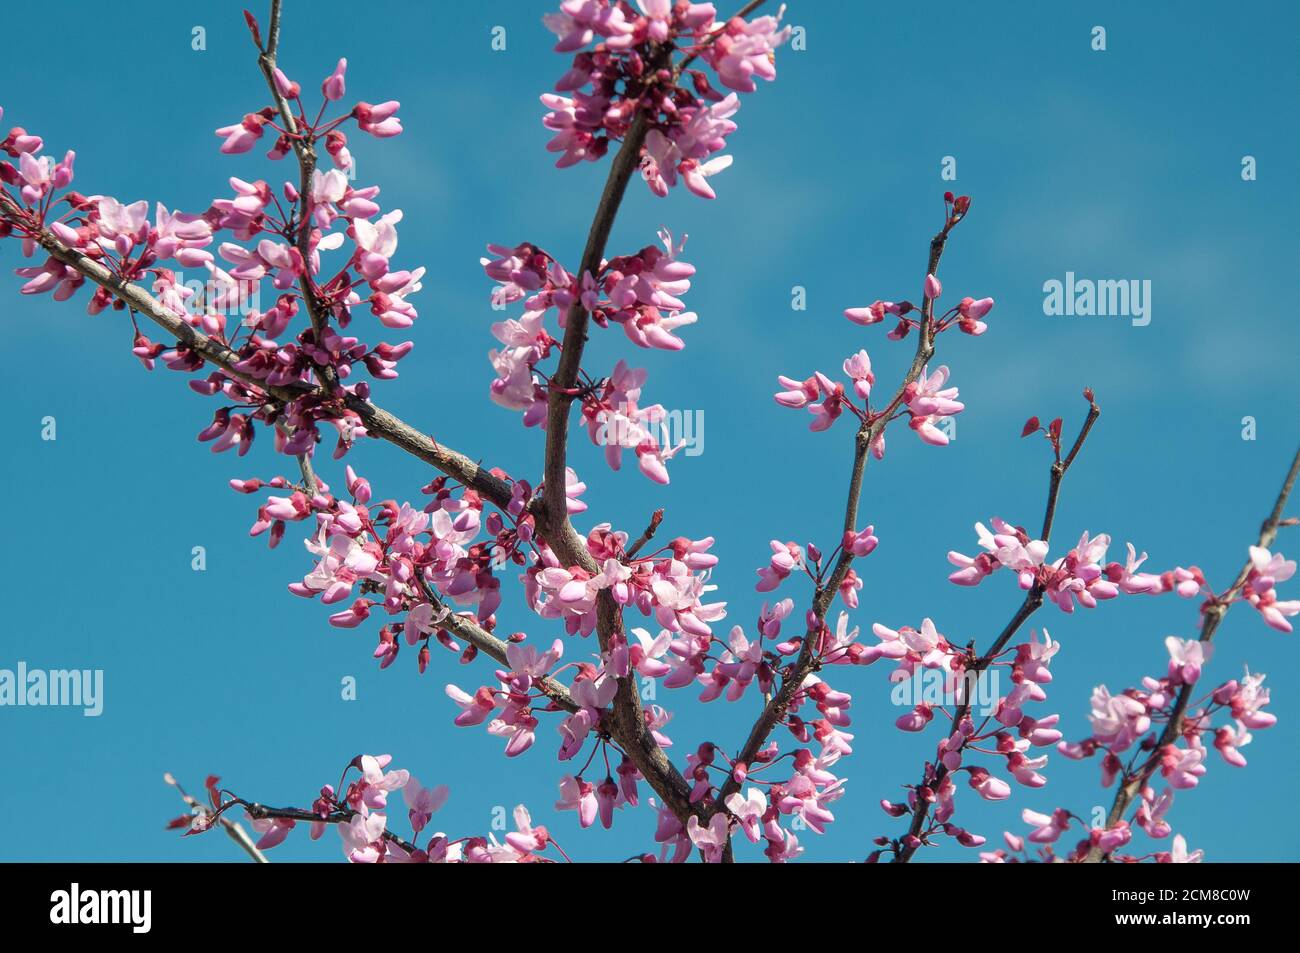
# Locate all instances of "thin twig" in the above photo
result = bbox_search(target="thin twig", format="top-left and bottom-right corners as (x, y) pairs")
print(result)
(164, 773), (268, 863)
(626, 508), (665, 559)
(239, 800), (420, 855)
(414, 578), (579, 713)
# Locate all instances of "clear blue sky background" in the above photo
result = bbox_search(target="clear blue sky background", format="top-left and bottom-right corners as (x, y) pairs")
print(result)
(2, 0), (1297, 862)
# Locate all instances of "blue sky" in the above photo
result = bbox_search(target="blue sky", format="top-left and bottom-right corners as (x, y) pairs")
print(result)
(1, 0), (1297, 862)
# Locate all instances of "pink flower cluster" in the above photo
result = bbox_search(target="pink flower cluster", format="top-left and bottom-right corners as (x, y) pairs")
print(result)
(754, 527), (877, 609)
(233, 463), (537, 677)
(482, 229), (697, 482)
(774, 236), (995, 455)
(1, 48), (423, 468)
(1243, 546), (1299, 632)
(867, 628), (1063, 859)
(668, 610), (888, 861)
(948, 520), (1170, 612)
(540, 1), (790, 199)
(526, 523), (724, 637)
(980, 825), (1203, 864)
(980, 634), (1279, 863)
(1058, 643), (1277, 791)
(215, 58), (401, 158)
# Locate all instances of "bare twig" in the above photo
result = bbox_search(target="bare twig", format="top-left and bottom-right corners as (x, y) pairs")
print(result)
(625, 508), (665, 560)
(164, 773), (268, 863)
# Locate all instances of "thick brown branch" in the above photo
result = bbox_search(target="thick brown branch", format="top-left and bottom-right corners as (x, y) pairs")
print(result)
(540, 107), (655, 521)
(528, 8), (776, 827)
(1084, 445), (1300, 862)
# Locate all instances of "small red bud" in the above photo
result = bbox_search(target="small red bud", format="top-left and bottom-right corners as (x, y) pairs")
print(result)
(243, 10), (263, 48)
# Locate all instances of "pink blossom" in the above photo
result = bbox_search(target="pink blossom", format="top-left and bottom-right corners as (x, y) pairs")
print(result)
(842, 350), (874, 399)
(1227, 670), (1276, 729)
(755, 540), (802, 591)
(248, 815), (295, 850)
(556, 774), (599, 829)
(403, 777), (449, 834)
(1244, 546), (1299, 632)
(1090, 820), (1132, 854)
(1160, 743), (1207, 789)
(905, 364), (964, 445)
(687, 813), (731, 863)
(1085, 684), (1151, 754)
(1135, 786), (1175, 838)
(322, 58), (347, 100)
(1160, 834), (1204, 864)
(1165, 635), (1211, 685)
(1022, 807), (1071, 844)
(725, 787), (768, 843)
(339, 811), (387, 863)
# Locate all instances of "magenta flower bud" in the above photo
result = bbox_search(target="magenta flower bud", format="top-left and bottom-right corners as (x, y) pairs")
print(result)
(53, 150), (75, 188)
(50, 221), (79, 244)
(322, 58), (347, 100)
(880, 799), (908, 817)
(273, 67), (300, 99)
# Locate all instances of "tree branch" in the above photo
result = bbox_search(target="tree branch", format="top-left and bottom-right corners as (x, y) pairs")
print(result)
(239, 800), (420, 855)
(164, 773), (268, 863)
(1084, 445), (1300, 862)
(414, 578), (578, 713)
(712, 219), (959, 858)
(890, 394), (1100, 862)
(528, 5), (775, 829)
(5, 0), (777, 845)
(253, 0), (337, 388)
(11, 226), (515, 510)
